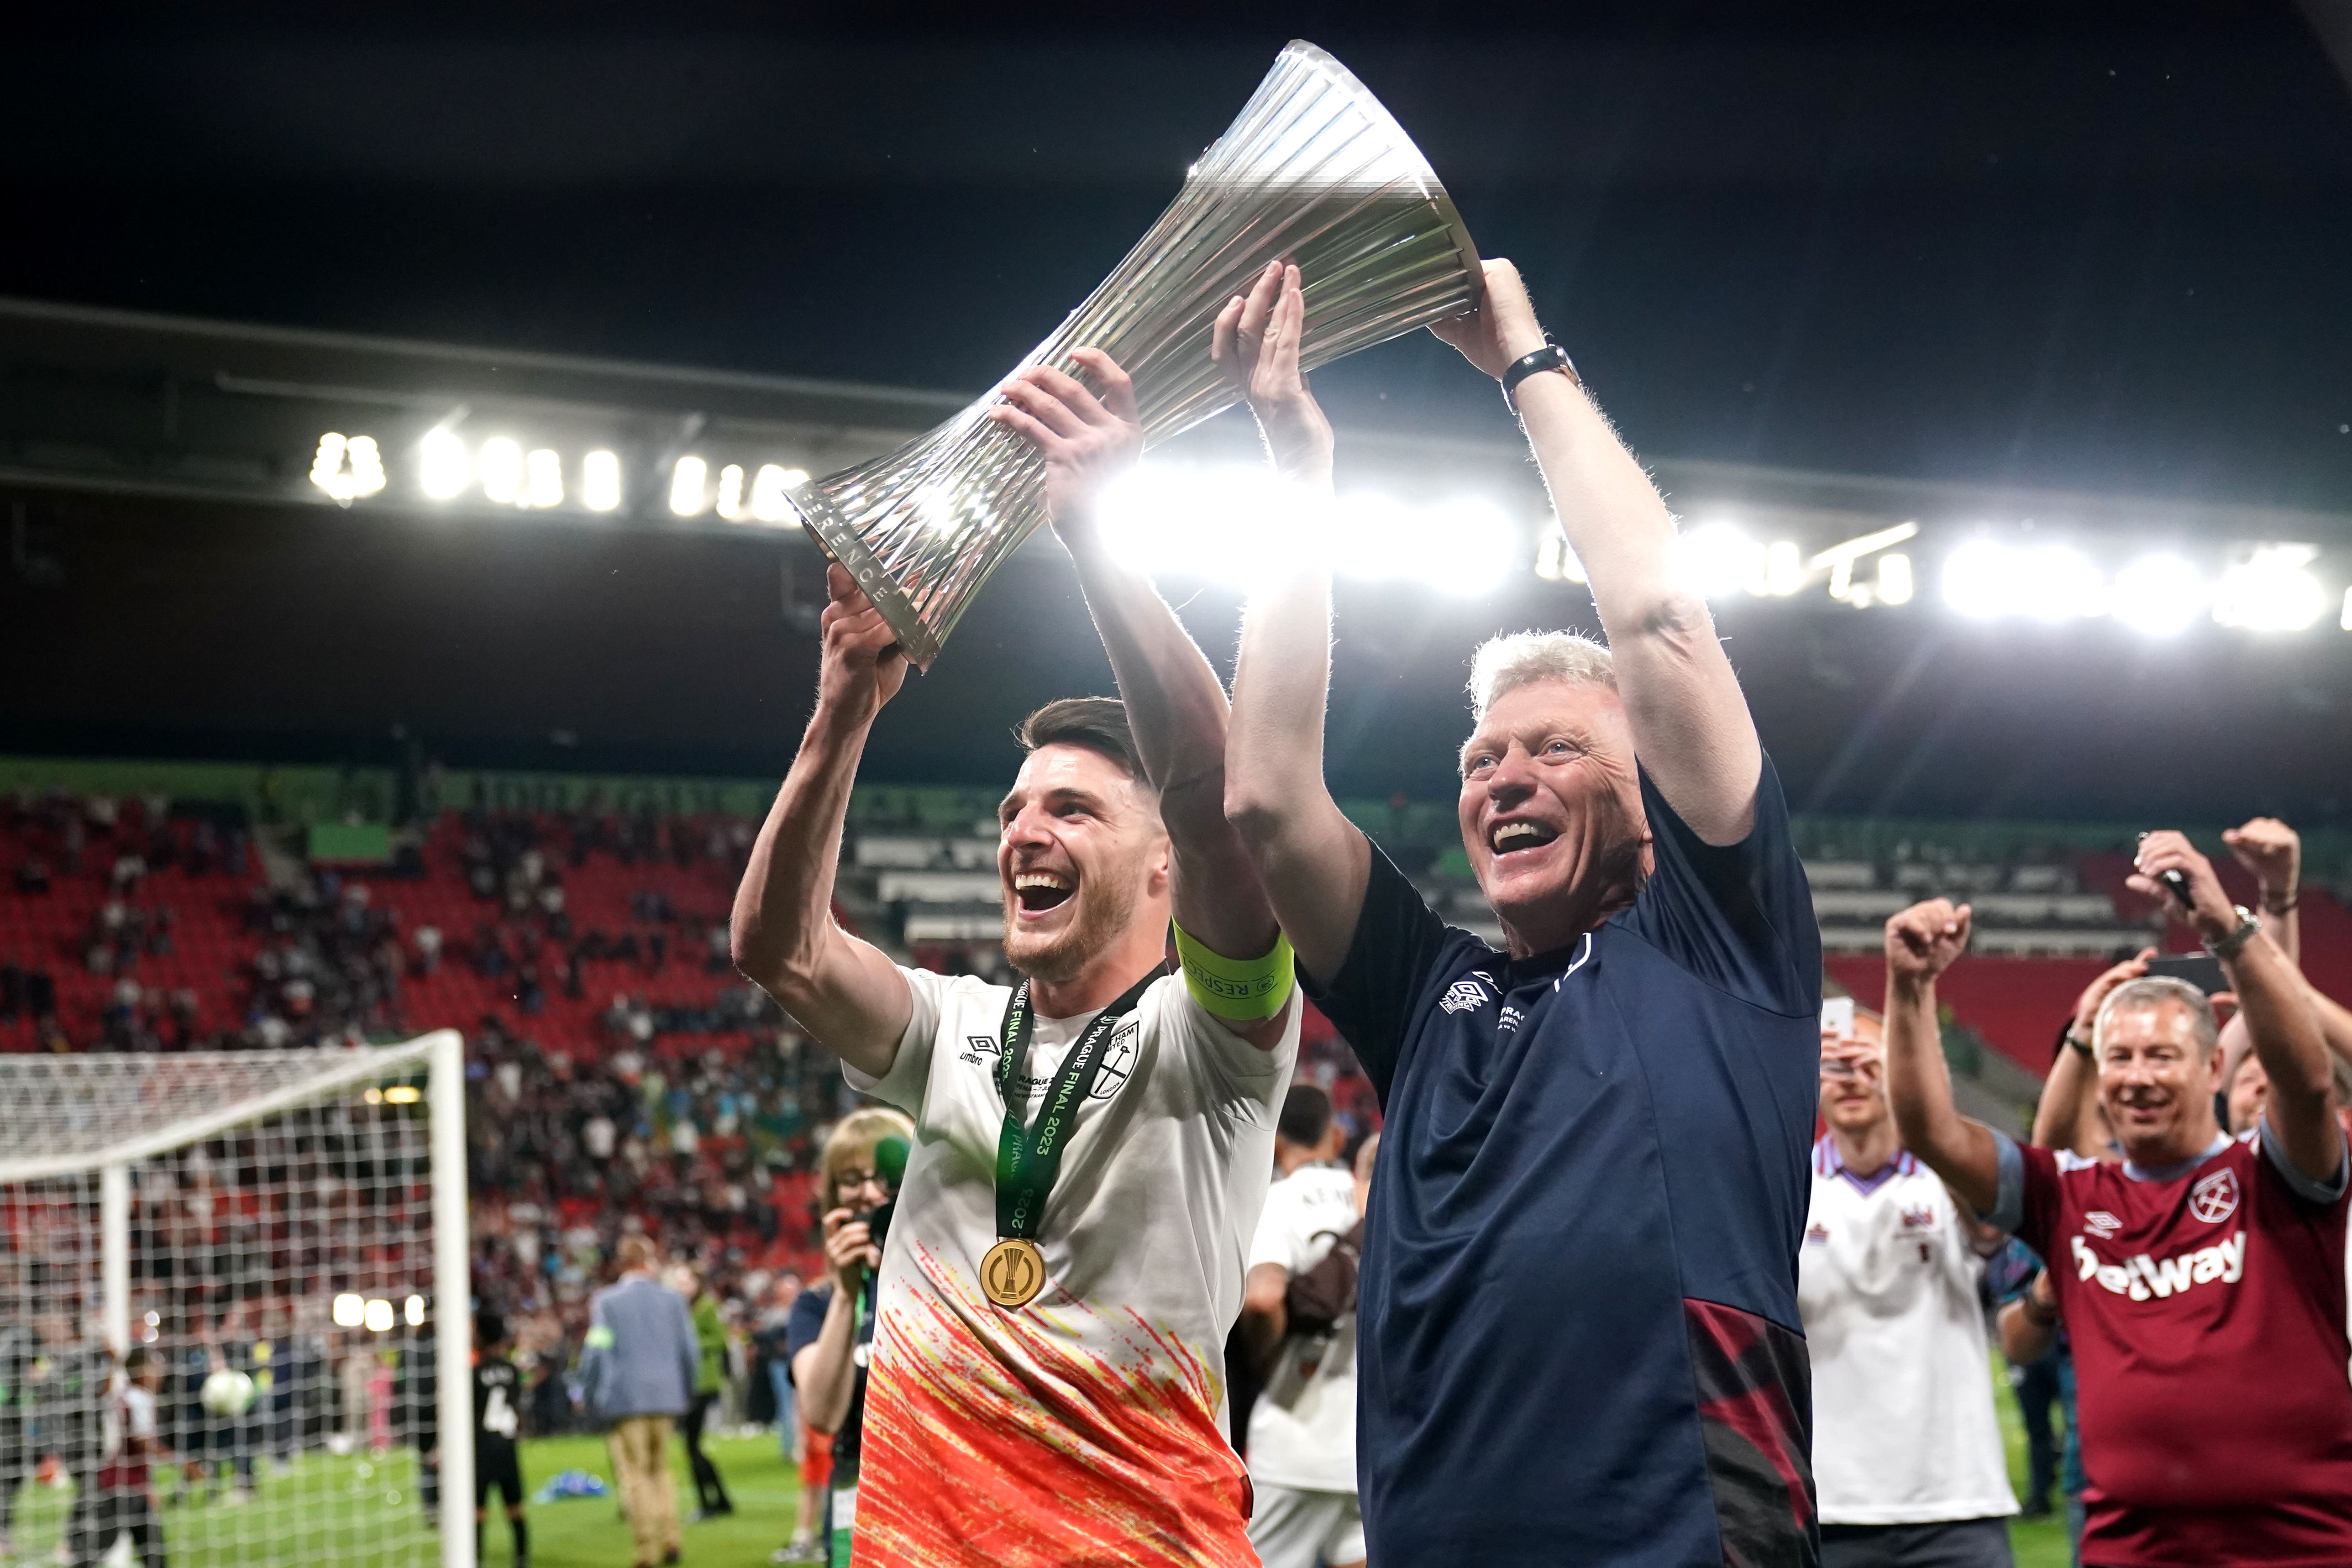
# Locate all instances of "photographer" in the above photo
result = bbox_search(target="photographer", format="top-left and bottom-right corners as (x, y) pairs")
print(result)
(775, 1108), (910, 1568)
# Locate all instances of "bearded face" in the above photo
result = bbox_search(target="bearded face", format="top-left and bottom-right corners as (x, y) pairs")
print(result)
(997, 745), (1169, 986)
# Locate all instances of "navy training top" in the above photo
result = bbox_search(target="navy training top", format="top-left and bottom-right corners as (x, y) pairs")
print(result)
(1306, 755), (1822, 1567)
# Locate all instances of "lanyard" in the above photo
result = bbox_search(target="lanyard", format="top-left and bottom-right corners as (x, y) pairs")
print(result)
(992, 969), (1159, 1240)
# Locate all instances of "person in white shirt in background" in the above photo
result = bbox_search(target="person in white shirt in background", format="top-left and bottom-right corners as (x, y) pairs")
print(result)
(1801, 996), (2018, 1568)
(1237, 1085), (1370, 1568)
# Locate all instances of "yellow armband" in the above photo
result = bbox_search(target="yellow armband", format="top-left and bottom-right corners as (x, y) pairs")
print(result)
(1171, 923), (1297, 1023)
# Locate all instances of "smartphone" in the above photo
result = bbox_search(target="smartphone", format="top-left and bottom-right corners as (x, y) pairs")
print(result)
(2135, 831), (2194, 910)
(2145, 954), (2227, 996)
(1821, 996), (1856, 1040)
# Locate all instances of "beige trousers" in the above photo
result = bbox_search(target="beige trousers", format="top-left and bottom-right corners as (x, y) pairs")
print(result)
(609, 1414), (682, 1565)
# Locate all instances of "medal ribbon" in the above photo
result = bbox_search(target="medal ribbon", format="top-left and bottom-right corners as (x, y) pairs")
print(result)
(993, 968), (1160, 1240)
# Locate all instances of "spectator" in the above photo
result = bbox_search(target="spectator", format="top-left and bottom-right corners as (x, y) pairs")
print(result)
(1235, 1087), (1367, 1568)
(579, 1234), (699, 1568)
(776, 1108), (909, 1568)
(1800, 1004), (2017, 1568)
(1885, 829), (2352, 1565)
(671, 1265), (733, 1521)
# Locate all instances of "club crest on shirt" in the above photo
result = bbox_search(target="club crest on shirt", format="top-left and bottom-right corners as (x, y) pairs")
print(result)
(1804, 1222), (1830, 1245)
(1440, 978), (1490, 1016)
(2083, 1211), (2121, 1238)
(2190, 1167), (2240, 1224)
(1899, 1204), (1936, 1230)
(1088, 1020), (1139, 1101)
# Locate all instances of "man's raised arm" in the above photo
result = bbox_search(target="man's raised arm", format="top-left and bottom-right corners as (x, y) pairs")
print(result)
(1432, 261), (1761, 845)
(992, 348), (1291, 1047)
(1218, 262), (1375, 984)
(1882, 899), (2003, 1218)
(729, 565), (915, 1080)
(2133, 831), (2340, 1185)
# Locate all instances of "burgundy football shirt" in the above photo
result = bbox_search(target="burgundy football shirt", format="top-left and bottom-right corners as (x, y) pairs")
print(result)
(1993, 1126), (2352, 1567)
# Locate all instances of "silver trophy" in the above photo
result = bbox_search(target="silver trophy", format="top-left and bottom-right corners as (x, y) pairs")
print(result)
(786, 40), (1483, 668)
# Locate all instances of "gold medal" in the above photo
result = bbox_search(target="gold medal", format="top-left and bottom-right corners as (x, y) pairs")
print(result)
(980, 1238), (1048, 1309)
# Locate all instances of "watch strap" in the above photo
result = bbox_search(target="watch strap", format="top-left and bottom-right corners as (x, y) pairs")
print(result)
(2207, 906), (2262, 961)
(1502, 341), (1578, 410)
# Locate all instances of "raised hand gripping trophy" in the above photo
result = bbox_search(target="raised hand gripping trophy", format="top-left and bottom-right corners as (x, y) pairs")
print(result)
(786, 40), (1482, 668)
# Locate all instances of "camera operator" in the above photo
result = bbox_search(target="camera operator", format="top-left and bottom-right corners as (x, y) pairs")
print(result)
(775, 1107), (911, 1568)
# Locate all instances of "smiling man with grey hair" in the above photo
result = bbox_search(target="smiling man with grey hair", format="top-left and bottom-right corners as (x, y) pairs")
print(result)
(1221, 256), (1822, 1565)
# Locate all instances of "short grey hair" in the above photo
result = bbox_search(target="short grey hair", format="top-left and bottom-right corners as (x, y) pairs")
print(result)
(1466, 631), (1616, 722)
(2095, 976), (2219, 1057)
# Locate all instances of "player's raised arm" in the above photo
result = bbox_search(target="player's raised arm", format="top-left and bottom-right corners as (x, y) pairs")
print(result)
(2132, 831), (2340, 1184)
(2030, 947), (2152, 1156)
(1220, 262), (1376, 983)
(1431, 260), (1761, 845)
(992, 349), (1292, 1047)
(729, 566), (916, 1080)
(1882, 898), (2003, 1217)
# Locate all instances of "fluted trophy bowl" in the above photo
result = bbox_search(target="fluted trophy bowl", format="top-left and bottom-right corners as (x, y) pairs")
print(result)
(787, 39), (1483, 668)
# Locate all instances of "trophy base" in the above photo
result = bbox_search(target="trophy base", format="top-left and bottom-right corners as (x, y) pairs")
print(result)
(786, 481), (945, 672)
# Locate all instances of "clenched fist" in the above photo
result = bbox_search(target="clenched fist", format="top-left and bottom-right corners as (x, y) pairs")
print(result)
(1885, 899), (1972, 985)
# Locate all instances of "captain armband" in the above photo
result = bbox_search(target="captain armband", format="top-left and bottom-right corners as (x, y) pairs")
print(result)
(1171, 923), (1297, 1023)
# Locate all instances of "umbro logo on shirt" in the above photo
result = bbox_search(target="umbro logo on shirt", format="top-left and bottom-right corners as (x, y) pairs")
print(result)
(1440, 979), (1489, 1015)
(2071, 1230), (2245, 1300)
(2083, 1211), (2121, 1238)
(959, 1034), (1002, 1065)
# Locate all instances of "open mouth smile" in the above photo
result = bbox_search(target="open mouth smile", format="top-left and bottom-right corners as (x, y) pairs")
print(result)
(1488, 820), (1562, 859)
(1012, 870), (1075, 916)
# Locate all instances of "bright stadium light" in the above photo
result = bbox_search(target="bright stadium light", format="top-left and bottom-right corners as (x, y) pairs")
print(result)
(309, 433), (386, 503)
(364, 1298), (394, 1333)
(2110, 554), (2206, 636)
(404, 1294), (426, 1327)
(1533, 525), (1586, 584)
(715, 464), (747, 521)
(669, 456), (708, 516)
(418, 428), (468, 500)
(525, 449), (564, 509)
(1764, 540), (1804, 596)
(2342, 586), (2352, 632)
(1942, 539), (2014, 619)
(479, 438), (523, 505)
(582, 450), (622, 512)
(1418, 498), (1517, 595)
(1875, 551), (1914, 605)
(332, 1293), (366, 1328)
(1679, 522), (1767, 598)
(2015, 545), (2105, 620)
(2212, 543), (2326, 631)
(749, 464), (806, 525)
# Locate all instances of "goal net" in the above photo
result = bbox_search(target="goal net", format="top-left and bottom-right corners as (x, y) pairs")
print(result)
(0, 1033), (472, 1568)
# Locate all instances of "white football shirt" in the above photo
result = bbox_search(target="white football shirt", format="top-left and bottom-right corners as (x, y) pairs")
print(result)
(1797, 1137), (2020, 1526)
(844, 965), (1298, 1567)
(1245, 1161), (1360, 1495)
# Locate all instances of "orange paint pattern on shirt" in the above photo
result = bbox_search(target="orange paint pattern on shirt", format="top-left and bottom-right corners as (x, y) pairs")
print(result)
(851, 1242), (1257, 1568)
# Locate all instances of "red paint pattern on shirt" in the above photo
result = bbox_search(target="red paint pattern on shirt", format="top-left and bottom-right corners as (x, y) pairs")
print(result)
(852, 1242), (1255, 1568)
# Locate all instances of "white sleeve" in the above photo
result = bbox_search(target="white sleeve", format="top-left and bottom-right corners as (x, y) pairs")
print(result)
(1245, 1181), (1302, 1275)
(1153, 979), (1299, 1112)
(129, 1388), (157, 1440)
(842, 966), (956, 1114)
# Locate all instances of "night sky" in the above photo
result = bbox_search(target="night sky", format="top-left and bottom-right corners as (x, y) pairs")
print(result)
(5, 3), (2352, 818)
(7, 2), (2350, 510)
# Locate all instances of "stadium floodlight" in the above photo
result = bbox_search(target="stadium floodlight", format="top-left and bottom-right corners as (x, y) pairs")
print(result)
(670, 456), (708, 516)
(1875, 552), (1914, 605)
(405, 1293), (427, 1326)
(2110, 553), (2206, 636)
(716, 463), (747, 521)
(1405, 497), (1516, 596)
(525, 449), (564, 509)
(583, 449), (623, 512)
(1679, 522), (1767, 599)
(1533, 525), (1587, 585)
(310, 433), (387, 503)
(479, 438), (524, 505)
(2015, 544), (2105, 621)
(366, 1297), (395, 1332)
(1813, 521), (1921, 602)
(0, 1034), (474, 1568)
(419, 428), (469, 501)
(1764, 540), (1804, 596)
(1942, 539), (2014, 619)
(2342, 586), (2352, 632)
(2211, 543), (2326, 631)
(750, 464), (809, 525)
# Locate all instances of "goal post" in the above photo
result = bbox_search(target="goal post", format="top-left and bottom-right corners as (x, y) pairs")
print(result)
(0, 1032), (472, 1568)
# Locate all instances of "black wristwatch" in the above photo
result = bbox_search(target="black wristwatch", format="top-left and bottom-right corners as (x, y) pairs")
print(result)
(1502, 341), (1579, 412)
